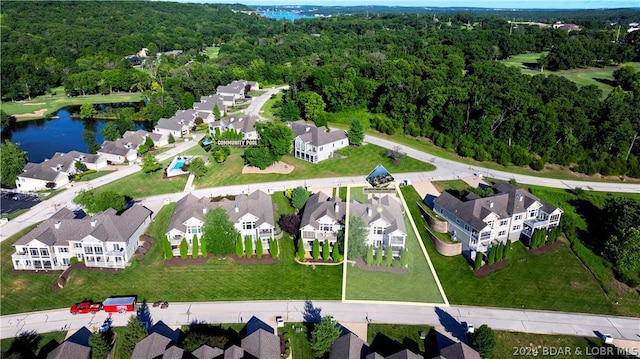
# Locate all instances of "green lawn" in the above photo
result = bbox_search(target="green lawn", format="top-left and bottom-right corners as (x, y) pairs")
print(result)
(1, 86), (145, 119)
(494, 331), (606, 359)
(344, 187), (445, 304)
(278, 323), (311, 359)
(204, 46), (220, 59)
(367, 324), (435, 358)
(260, 92), (282, 120)
(500, 52), (640, 97)
(1, 208), (29, 220)
(76, 170), (116, 182)
(0, 330), (67, 358)
(400, 185), (619, 315)
(0, 203), (342, 315)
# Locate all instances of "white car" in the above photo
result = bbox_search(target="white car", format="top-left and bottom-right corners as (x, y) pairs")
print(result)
(276, 316), (284, 328)
(465, 323), (475, 334)
(599, 333), (613, 344)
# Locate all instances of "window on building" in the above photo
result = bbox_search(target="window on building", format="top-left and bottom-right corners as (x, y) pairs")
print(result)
(513, 225), (521, 231)
(498, 230), (507, 236)
(113, 244), (121, 251)
(85, 247), (93, 254)
(374, 227), (385, 235)
(243, 222), (255, 230)
(515, 214), (523, 221)
(550, 214), (560, 222)
(58, 247), (69, 253)
(187, 225), (201, 235)
(464, 225), (470, 231)
(499, 220), (508, 226)
(94, 247), (103, 254)
(62, 258), (69, 265)
(115, 257), (122, 262)
(529, 210), (537, 218)
(302, 231), (315, 239)
(487, 220), (495, 228)
(73, 242), (82, 248)
(319, 223), (332, 232)
(29, 248), (38, 256)
(96, 256), (102, 262)
(40, 248), (49, 256)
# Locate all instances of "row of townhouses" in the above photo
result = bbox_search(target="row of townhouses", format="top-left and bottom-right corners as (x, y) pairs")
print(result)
(12, 205), (151, 271)
(433, 181), (563, 255)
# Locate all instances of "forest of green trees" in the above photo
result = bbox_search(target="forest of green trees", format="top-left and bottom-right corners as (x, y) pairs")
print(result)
(1, 1), (639, 177)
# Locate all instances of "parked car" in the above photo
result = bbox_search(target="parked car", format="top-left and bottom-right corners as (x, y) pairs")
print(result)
(465, 323), (475, 334)
(599, 333), (613, 344)
(276, 316), (284, 328)
(99, 316), (112, 332)
(70, 301), (103, 314)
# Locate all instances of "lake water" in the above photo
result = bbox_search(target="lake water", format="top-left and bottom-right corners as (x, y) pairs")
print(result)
(258, 11), (314, 21)
(5, 105), (151, 163)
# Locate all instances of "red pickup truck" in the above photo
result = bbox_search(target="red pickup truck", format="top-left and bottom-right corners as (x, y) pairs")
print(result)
(70, 301), (103, 314)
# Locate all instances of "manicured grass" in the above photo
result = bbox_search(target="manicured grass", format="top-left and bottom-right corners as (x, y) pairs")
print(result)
(1, 86), (145, 119)
(0, 330), (67, 358)
(500, 52), (640, 97)
(1, 208), (29, 220)
(0, 204), (342, 315)
(204, 46), (220, 59)
(279, 322), (312, 359)
(344, 188), (445, 304)
(76, 170), (116, 182)
(494, 331), (605, 359)
(272, 190), (296, 221)
(324, 108), (373, 129)
(367, 324), (434, 357)
(92, 160), (188, 199)
(194, 144), (433, 189)
(400, 185), (619, 315)
(260, 92), (282, 120)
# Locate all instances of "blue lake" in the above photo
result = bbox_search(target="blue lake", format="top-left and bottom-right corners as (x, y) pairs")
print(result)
(5, 106), (150, 163)
(258, 11), (314, 21)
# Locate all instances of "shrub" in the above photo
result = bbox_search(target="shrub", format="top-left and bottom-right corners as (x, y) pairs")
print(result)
(332, 244), (342, 262)
(245, 236), (253, 259)
(503, 242), (511, 259)
(180, 238), (188, 260)
(400, 248), (409, 267)
(269, 238), (279, 258)
(200, 237), (208, 258)
(192, 235), (199, 259)
(474, 252), (483, 270)
(322, 241), (330, 261)
(256, 238), (263, 260)
(496, 242), (504, 261)
(296, 239), (306, 261)
(283, 332), (290, 340)
(69, 256), (79, 265)
(375, 247), (383, 266)
(487, 247), (495, 265)
(284, 348), (290, 356)
(392, 260), (401, 268)
(385, 246), (393, 267)
(468, 324), (496, 359)
(168, 133), (175, 144)
(366, 246), (374, 266)
(312, 239), (320, 260)
(235, 234), (244, 257)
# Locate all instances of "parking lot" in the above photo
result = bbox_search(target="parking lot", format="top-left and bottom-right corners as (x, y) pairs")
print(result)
(1, 192), (41, 216)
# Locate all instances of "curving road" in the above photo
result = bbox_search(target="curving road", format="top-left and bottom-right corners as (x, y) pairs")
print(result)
(1, 301), (639, 344)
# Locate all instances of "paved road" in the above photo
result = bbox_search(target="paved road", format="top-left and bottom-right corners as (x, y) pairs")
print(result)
(245, 85), (288, 120)
(1, 301), (638, 343)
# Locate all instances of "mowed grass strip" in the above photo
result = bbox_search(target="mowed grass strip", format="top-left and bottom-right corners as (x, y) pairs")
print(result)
(345, 188), (445, 304)
(0, 204), (342, 315)
(400, 185), (617, 315)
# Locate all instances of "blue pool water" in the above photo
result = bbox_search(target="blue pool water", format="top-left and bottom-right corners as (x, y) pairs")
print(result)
(202, 138), (213, 145)
(173, 160), (186, 170)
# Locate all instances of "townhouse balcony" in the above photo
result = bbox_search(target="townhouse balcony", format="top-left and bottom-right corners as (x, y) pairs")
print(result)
(258, 229), (273, 239)
(302, 232), (338, 242)
(524, 218), (550, 229)
(11, 252), (31, 260)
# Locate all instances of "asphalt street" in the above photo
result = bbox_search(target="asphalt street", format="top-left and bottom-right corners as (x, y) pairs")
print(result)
(1, 301), (638, 343)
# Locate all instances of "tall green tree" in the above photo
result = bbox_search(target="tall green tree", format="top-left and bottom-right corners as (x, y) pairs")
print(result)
(604, 227), (640, 275)
(375, 246), (383, 266)
(366, 245), (374, 266)
(302, 91), (326, 123)
(164, 235), (173, 259)
(141, 152), (162, 173)
(385, 246), (393, 266)
(89, 330), (112, 359)
(290, 186), (309, 211)
(79, 103), (97, 120)
(189, 157), (208, 178)
(347, 215), (368, 259)
(202, 207), (238, 255)
(192, 235), (199, 259)
(310, 316), (341, 358)
(468, 324), (496, 359)
(235, 233), (244, 257)
(245, 236), (253, 259)
(120, 316), (147, 358)
(100, 122), (120, 141)
(322, 240), (330, 261)
(0, 140), (27, 188)
(312, 239), (320, 260)
(255, 122), (293, 159)
(347, 119), (364, 146)
(256, 237), (263, 259)
(180, 238), (188, 259)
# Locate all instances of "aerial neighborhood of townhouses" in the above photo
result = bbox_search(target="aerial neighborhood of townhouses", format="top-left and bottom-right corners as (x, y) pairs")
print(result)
(2, 3), (640, 359)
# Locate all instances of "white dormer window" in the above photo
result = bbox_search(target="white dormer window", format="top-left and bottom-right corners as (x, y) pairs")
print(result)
(528, 209), (537, 218)
(319, 223), (332, 232)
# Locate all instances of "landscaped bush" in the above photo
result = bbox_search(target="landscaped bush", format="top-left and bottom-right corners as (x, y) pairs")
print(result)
(269, 238), (279, 258)
(180, 238), (188, 260)
(256, 238), (263, 260)
(236, 234), (244, 257)
(385, 246), (393, 267)
(366, 245), (374, 266)
(245, 236), (253, 259)
(312, 239), (320, 261)
(375, 247), (383, 266)
(200, 237), (208, 258)
(296, 239), (306, 261)
(392, 260), (401, 268)
(332, 245), (342, 262)
(474, 252), (483, 270)
(400, 248), (409, 267)
(192, 235), (199, 259)
(163, 235), (173, 259)
(496, 242), (504, 260)
(69, 256), (79, 265)
(322, 241), (330, 261)
(488, 247), (496, 265)
(168, 133), (175, 144)
(503, 242), (511, 259)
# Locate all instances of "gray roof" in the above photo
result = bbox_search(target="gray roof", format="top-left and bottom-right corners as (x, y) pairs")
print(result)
(210, 115), (259, 135)
(434, 181), (560, 231)
(216, 80), (249, 96)
(149, 321), (180, 344)
(350, 195), (406, 236)
(132, 332), (173, 359)
(241, 329), (280, 359)
(168, 191), (274, 235)
(300, 192), (346, 230)
(330, 333), (370, 359)
(195, 94), (226, 112)
(385, 349), (424, 359)
(288, 120), (347, 147)
(19, 149), (99, 181)
(439, 342), (481, 359)
(99, 140), (135, 157)
(156, 110), (196, 131)
(46, 341), (91, 359)
(192, 345), (224, 359)
(122, 129), (164, 144)
(19, 162), (66, 182)
(366, 354), (385, 359)
(223, 345), (244, 359)
(65, 150), (103, 165)
(15, 204), (151, 247)
(50, 207), (77, 220)
(163, 345), (184, 359)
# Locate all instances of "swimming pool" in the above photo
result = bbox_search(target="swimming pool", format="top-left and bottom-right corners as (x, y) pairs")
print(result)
(166, 156), (195, 177)
(173, 160), (186, 170)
